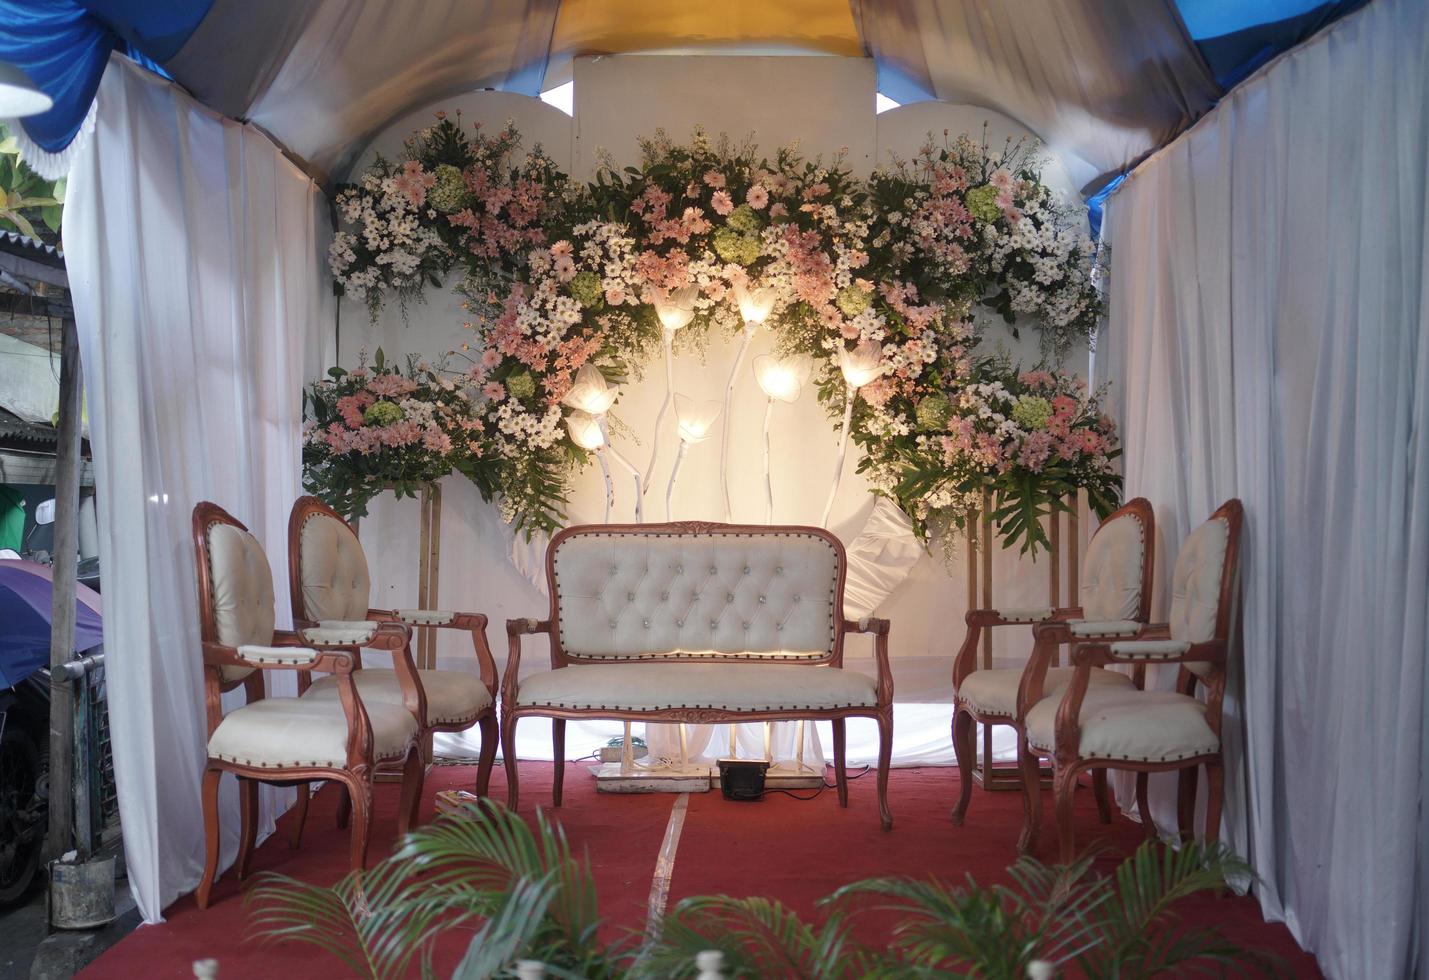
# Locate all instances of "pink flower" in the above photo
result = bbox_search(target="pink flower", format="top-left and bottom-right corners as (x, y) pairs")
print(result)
(1019, 370), (1056, 390)
(393, 161), (436, 207)
(989, 168), (1014, 191)
(1052, 394), (1078, 418)
(337, 392), (375, 428)
(604, 285), (627, 306)
(481, 348), (502, 368)
(367, 374), (418, 398)
(552, 255), (576, 282)
(422, 426), (453, 454)
(483, 382), (506, 401)
(703, 170), (726, 189)
(550, 240), (573, 258)
(768, 202), (788, 218)
(711, 190), (734, 216)
(746, 185), (769, 210)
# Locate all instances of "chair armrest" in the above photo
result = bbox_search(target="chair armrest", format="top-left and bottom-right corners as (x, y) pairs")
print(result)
(953, 607), (1085, 689)
(373, 608), (496, 693)
(1067, 620), (1142, 637)
(303, 622), (379, 645)
(1107, 639), (1192, 661)
(842, 617), (893, 707)
(1072, 638), (1225, 668)
(502, 619), (551, 710)
(392, 608), (455, 626)
(203, 640), (355, 674)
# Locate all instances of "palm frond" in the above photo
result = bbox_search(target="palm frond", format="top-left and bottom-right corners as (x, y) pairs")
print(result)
(639, 894), (860, 979)
(450, 874), (560, 980)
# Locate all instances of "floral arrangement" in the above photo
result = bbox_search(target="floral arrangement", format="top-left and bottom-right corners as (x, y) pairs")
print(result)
(868, 355), (1122, 554)
(322, 117), (1113, 548)
(302, 349), (491, 519)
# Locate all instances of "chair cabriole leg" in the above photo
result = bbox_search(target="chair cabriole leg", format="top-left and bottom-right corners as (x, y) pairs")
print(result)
(397, 746), (424, 835)
(552, 718), (566, 807)
(346, 775), (373, 872)
(1092, 767), (1112, 824)
(1053, 764), (1079, 863)
(1136, 771), (1156, 840)
(502, 712), (520, 811)
(876, 710), (893, 831)
(831, 718), (848, 807)
(289, 781), (310, 850)
(236, 777), (258, 880)
(950, 707), (974, 825)
(1178, 765), (1198, 843)
(475, 712), (498, 797)
(197, 767), (222, 909)
(1016, 736), (1042, 855)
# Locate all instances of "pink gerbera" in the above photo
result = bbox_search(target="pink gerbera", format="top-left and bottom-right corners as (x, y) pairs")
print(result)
(746, 185), (769, 210)
(710, 190), (734, 216)
(483, 381), (506, 401)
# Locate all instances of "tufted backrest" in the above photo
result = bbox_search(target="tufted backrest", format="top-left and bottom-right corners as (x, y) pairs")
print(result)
(549, 525), (843, 662)
(205, 521), (277, 683)
(297, 512), (372, 622)
(1080, 507), (1147, 622)
(1169, 515), (1232, 678)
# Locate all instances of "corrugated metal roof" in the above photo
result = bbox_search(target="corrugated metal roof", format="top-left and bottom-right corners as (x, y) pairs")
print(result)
(0, 229), (63, 261)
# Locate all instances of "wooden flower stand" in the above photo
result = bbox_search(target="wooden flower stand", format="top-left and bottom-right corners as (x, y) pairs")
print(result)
(970, 490), (1079, 791)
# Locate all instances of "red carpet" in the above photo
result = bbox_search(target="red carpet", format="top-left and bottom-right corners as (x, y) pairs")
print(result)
(79, 763), (1320, 978)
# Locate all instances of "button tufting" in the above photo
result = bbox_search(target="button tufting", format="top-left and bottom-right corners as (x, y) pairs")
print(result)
(726, 592), (735, 602)
(608, 620), (617, 629)
(793, 595), (801, 602)
(676, 564), (684, 573)
(742, 621), (750, 629)
(709, 566), (718, 574)
(743, 566), (751, 574)
(627, 592), (635, 601)
(676, 619), (684, 627)
(709, 620), (718, 630)
(758, 595), (767, 604)
(642, 619), (649, 628)
(660, 591), (669, 600)
(777, 624), (784, 631)
(775, 566), (784, 575)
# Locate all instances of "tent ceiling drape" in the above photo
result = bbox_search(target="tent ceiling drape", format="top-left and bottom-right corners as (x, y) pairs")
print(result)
(2, 0), (1371, 186)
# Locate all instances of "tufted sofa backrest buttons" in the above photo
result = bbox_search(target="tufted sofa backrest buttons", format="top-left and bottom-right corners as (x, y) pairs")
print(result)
(1168, 517), (1231, 678)
(299, 513), (372, 622)
(552, 531), (840, 660)
(207, 522), (277, 683)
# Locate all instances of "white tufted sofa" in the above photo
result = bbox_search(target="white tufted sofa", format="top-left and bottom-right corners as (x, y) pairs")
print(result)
(1022, 499), (1245, 861)
(950, 498), (1157, 843)
(503, 522), (895, 829)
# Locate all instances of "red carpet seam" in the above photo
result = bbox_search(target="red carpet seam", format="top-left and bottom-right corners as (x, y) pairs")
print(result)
(644, 793), (690, 936)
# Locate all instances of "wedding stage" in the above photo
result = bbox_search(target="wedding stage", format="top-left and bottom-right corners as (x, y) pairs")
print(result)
(1, 1), (1426, 978)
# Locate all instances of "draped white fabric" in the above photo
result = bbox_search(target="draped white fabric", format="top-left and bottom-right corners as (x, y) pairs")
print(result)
(62, 56), (331, 923)
(1100, 2), (1429, 976)
(852, 0), (1220, 190)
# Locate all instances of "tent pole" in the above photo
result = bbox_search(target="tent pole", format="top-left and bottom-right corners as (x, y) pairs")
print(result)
(46, 317), (82, 861)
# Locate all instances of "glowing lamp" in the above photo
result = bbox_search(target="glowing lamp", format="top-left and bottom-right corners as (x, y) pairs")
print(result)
(654, 284), (699, 333)
(838, 341), (884, 389)
(754, 354), (812, 404)
(734, 283), (777, 328)
(562, 364), (618, 415)
(675, 394), (722, 444)
(565, 411), (606, 450)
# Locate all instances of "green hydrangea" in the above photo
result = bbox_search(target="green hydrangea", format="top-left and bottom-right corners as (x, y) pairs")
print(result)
(568, 271), (603, 306)
(836, 286), (872, 317)
(916, 394), (953, 431)
(712, 227), (761, 265)
(363, 400), (404, 426)
(505, 371), (536, 401)
(965, 184), (1003, 224)
(428, 164), (470, 214)
(1011, 395), (1053, 430)
(726, 204), (761, 234)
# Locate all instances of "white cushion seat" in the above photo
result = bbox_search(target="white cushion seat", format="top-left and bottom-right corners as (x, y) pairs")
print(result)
(306, 668), (493, 724)
(1025, 688), (1219, 764)
(516, 663), (877, 713)
(207, 696), (416, 769)
(958, 666), (1136, 718)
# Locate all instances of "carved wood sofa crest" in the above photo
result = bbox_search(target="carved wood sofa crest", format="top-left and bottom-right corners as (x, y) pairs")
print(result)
(502, 522), (895, 829)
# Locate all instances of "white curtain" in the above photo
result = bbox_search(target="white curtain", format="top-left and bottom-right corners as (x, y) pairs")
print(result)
(63, 55), (331, 923)
(1099, 2), (1429, 977)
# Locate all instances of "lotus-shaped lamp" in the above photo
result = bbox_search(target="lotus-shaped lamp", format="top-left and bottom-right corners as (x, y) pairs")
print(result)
(838, 340), (884, 389)
(754, 354), (813, 404)
(565, 411), (606, 451)
(561, 363), (619, 415)
(674, 394), (722, 444)
(0, 62), (53, 118)
(654, 284), (699, 333)
(734, 283), (777, 330)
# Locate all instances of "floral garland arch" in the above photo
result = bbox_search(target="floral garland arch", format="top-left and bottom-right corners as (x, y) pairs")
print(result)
(308, 118), (1121, 553)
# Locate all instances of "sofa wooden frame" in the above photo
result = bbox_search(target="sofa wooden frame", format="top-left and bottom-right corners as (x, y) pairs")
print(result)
(502, 521), (896, 829)
(191, 502), (423, 909)
(286, 495), (500, 796)
(950, 497), (1157, 851)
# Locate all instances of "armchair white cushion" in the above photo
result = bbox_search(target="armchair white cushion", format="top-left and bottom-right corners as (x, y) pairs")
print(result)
(958, 665), (1134, 718)
(306, 669), (493, 724)
(207, 687), (417, 768)
(515, 662), (877, 713)
(396, 609), (456, 625)
(1169, 517), (1231, 678)
(1079, 508), (1146, 621)
(1068, 619), (1142, 637)
(302, 622), (378, 645)
(993, 607), (1053, 622)
(235, 644), (321, 667)
(298, 512), (372, 622)
(208, 523), (277, 682)
(1109, 639), (1193, 661)
(1026, 688), (1218, 764)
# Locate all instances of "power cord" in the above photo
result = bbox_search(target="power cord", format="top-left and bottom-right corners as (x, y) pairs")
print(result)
(771, 764), (872, 801)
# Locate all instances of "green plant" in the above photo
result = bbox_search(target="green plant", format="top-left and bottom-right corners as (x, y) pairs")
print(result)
(0, 124), (64, 246)
(246, 804), (1281, 979)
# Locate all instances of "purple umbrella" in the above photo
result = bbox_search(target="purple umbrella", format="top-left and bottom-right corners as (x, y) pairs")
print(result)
(0, 560), (104, 688)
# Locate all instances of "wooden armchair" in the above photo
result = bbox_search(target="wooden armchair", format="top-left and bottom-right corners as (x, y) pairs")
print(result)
(951, 498), (1156, 847)
(1022, 499), (1243, 860)
(287, 496), (498, 796)
(191, 503), (423, 908)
